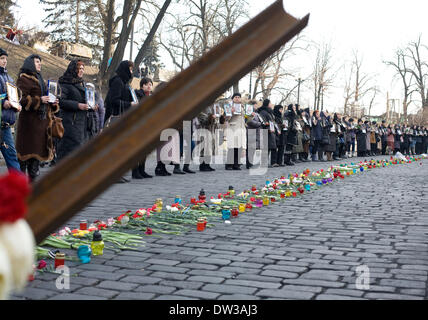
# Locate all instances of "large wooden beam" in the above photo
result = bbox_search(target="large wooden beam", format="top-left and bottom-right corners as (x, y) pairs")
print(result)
(27, 0), (309, 243)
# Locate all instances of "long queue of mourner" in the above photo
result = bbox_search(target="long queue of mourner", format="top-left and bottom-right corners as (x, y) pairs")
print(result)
(1, 49), (427, 183)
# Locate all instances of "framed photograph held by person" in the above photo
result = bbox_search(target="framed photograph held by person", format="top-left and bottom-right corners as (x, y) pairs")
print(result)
(47, 80), (59, 103)
(223, 103), (232, 117)
(233, 103), (242, 115)
(6, 82), (21, 110)
(213, 104), (222, 117)
(245, 104), (253, 116)
(85, 83), (96, 109)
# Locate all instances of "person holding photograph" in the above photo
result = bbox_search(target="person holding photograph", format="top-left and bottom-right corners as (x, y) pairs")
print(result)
(225, 92), (246, 170)
(56, 60), (96, 161)
(133, 77), (153, 178)
(104, 60), (139, 183)
(15, 54), (59, 182)
(0, 48), (21, 171)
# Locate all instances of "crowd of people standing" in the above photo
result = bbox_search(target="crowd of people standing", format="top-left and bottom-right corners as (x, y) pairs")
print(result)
(1, 49), (427, 183)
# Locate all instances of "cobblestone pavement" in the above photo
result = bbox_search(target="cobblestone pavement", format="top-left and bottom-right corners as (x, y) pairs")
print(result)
(5, 154), (428, 300)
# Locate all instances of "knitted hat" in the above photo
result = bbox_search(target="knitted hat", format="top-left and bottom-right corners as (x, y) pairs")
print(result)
(0, 48), (7, 57)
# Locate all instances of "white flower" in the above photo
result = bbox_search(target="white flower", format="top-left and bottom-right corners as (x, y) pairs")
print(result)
(166, 205), (172, 211)
(170, 207), (179, 212)
(58, 229), (67, 237)
(0, 241), (12, 300)
(0, 220), (35, 292)
(210, 198), (222, 204)
(64, 227), (71, 234)
(107, 218), (115, 227)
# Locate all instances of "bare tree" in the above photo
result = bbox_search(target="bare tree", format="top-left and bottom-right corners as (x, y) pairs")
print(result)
(132, 0), (172, 76)
(384, 48), (417, 121)
(405, 35), (428, 109)
(252, 34), (306, 100)
(312, 42), (335, 111)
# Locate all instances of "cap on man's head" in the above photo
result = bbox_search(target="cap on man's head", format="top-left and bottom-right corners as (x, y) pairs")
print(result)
(231, 92), (241, 99)
(0, 48), (8, 57)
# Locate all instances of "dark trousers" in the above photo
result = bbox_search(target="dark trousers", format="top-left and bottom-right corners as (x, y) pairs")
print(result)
(227, 148), (241, 166)
(311, 140), (321, 157)
(276, 145), (284, 165)
(371, 143), (377, 155)
(269, 149), (278, 165)
(381, 141), (387, 155)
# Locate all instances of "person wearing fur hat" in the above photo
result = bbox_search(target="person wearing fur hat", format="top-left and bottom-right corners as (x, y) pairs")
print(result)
(224, 92), (246, 170)
(0, 48), (21, 172)
(15, 54), (59, 182)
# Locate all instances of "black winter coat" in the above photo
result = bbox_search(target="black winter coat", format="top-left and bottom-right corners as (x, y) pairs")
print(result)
(257, 106), (277, 150)
(285, 110), (298, 146)
(57, 80), (92, 160)
(104, 61), (134, 122)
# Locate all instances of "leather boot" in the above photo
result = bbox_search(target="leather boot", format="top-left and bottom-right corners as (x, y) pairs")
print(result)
(183, 164), (196, 174)
(284, 154), (294, 166)
(27, 158), (40, 182)
(173, 164), (186, 174)
(132, 166), (144, 179)
(138, 162), (152, 178)
(155, 162), (171, 176)
(19, 160), (28, 175)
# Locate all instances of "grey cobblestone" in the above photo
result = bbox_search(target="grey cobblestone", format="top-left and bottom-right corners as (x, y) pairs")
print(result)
(12, 156), (428, 300)
(74, 287), (119, 299)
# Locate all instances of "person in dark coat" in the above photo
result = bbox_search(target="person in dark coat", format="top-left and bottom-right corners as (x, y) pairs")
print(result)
(393, 124), (402, 153)
(355, 119), (367, 157)
(94, 90), (105, 133)
(380, 120), (388, 155)
(319, 111), (332, 160)
(57, 60), (94, 161)
(301, 108), (311, 162)
(246, 101), (262, 169)
(16, 54), (60, 181)
(310, 110), (324, 161)
(132, 77), (154, 178)
(273, 105), (285, 166)
(257, 99), (278, 167)
(284, 104), (298, 165)
(324, 113), (337, 161)
(0, 47), (21, 171)
(104, 60), (139, 183)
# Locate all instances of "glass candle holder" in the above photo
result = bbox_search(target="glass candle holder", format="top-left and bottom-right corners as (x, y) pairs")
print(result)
(54, 252), (65, 269)
(222, 208), (231, 220)
(263, 196), (270, 206)
(239, 203), (246, 213)
(245, 202), (253, 211)
(231, 207), (239, 217)
(255, 197), (263, 208)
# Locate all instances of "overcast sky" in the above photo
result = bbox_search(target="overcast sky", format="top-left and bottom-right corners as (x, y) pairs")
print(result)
(13, 0), (427, 115)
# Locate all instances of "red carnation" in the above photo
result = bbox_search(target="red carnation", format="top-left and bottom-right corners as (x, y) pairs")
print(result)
(0, 170), (31, 224)
(145, 228), (153, 235)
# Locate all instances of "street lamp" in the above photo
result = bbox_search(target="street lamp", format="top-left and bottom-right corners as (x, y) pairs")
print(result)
(296, 77), (304, 105)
